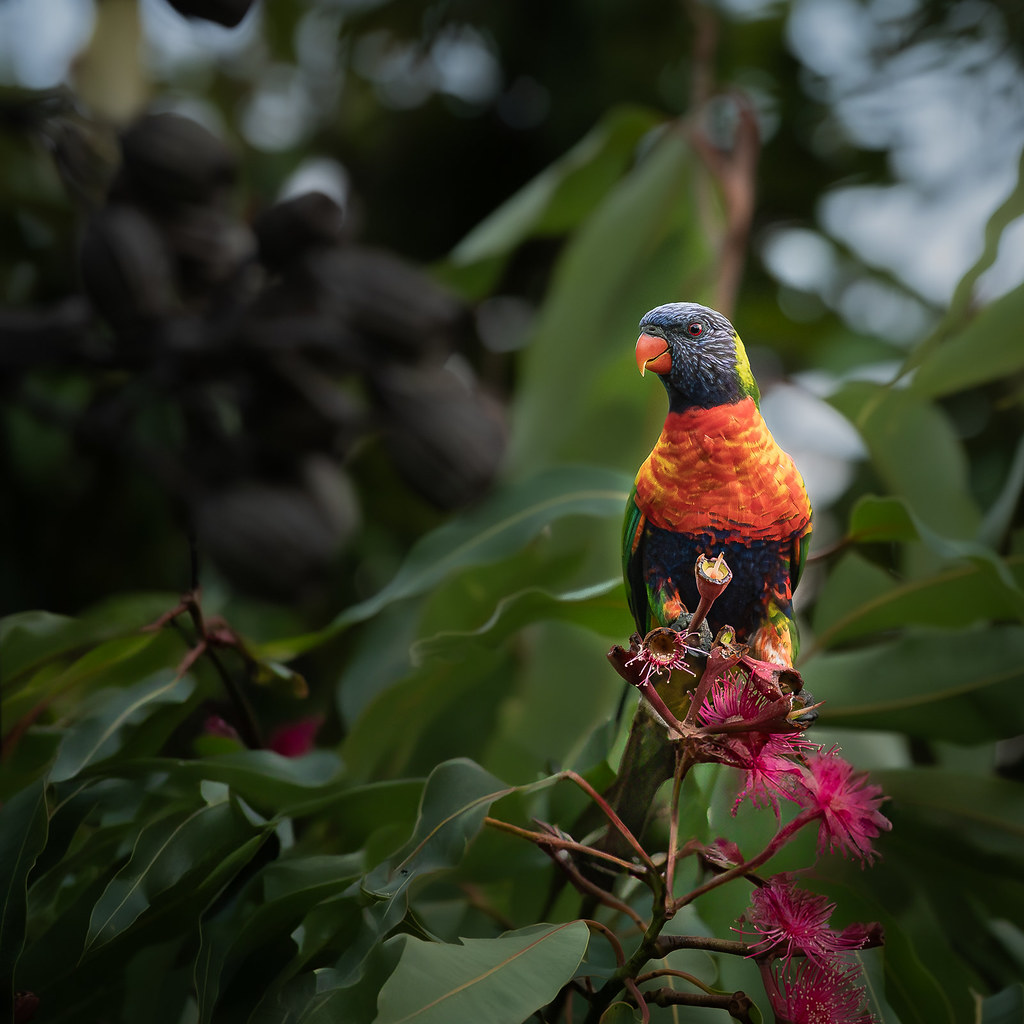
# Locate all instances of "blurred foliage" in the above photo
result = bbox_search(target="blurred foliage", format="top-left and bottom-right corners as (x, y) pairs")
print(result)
(2, 0), (1024, 1022)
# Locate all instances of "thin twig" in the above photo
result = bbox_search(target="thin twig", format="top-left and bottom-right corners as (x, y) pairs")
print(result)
(672, 810), (815, 912)
(542, 846), (649, 930)
(623, 978), (650, 1024)
(655, 934), (751, 957)
(646, 986), (755, 1021)
(483, 818), (647, 877)
(560, 771), (658, 872)
(636, 967), (717, 995)
(664, 746), (693, 907)
(582, 919), (627, 967)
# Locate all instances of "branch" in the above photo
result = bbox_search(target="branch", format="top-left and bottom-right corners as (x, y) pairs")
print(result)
(646, 986), (756, 1022)
(540, 842), (649, 930)
(483, 818), (648, 877)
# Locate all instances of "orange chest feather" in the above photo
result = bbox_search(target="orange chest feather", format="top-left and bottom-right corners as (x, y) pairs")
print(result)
(634, 398), (811, 538)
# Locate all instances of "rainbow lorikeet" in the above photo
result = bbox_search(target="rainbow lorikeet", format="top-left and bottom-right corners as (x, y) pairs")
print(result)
(591, 303), (812, 867)
(623, 301), (812, 667)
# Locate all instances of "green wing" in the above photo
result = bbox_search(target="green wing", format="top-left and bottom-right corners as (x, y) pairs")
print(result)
(791, 515), (813, 593)
(621, 486), (651, 636)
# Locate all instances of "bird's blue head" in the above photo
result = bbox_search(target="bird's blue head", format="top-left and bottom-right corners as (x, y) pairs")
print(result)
(635, 301), (760, 411)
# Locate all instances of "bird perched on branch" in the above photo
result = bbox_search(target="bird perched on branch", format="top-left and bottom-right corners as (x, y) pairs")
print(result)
(583, 301), (813, 881)
(623, 301), (812, 668)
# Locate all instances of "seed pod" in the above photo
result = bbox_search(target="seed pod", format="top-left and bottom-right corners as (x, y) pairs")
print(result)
(254, 191), (347, 272)
(120, 112), (237, 207)
(79, 203), (178, 328)
(162, 0), (256, 27)
(303, 247), (464, 363)
(372, 362), (506, 509)
(193, 465), (358, 600)
(161, 204), (256, 296)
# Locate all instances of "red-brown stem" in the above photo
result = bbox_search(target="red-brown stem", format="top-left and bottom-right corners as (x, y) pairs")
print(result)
(583, 919), (628, 967)
(636, 967), (716, 994)
(647, 986), (755, 1021)
(655, 934), (752, 957)
(483, 817), (647, 877)
(672, 810), (816, 912)
(664, 746), (693, 907)
(624, 978), (650, 1024)
(559, 770), (659, 872)
(541, 846), (649, 929)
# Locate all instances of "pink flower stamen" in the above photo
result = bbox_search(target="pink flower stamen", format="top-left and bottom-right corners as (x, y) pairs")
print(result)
(737, 876), (875, 965)
(765, 959), (877, 1024)
(699, 672), (814, 814)
(792, 750), (892, 864)
(626, 627), (699, 684)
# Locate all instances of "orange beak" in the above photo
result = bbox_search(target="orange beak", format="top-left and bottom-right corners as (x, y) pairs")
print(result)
(635, 333), (671, 376)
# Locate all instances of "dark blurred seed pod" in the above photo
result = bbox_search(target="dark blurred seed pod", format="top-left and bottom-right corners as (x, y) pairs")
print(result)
(161, 204), (257, 296)
(120, 113), (237, 207)
(372, 362), (506, 509)
(237, 305), (366, 370)
(231, 354), (367, 463)
(79, 203), (178, 328)
(302, 247), (465, 363)
(161, 0), (255, 27)
(193, 461), (359, 600)
(254, 191), (348, 273)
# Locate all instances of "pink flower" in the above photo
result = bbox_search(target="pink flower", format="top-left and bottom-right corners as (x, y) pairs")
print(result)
(269, 715), (323, 757)
(626, 627), (699, 683)
(699, 674), (811, 815)
(792, 750), (892, 864)
(765, 960), (877, 1024)
(737, 876), (876, 965)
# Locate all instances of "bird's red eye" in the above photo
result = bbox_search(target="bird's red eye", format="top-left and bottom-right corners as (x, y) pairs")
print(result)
(687, 321), (704, 337)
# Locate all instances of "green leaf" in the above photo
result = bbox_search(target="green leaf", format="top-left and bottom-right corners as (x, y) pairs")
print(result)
(829, 384), (980, 538)
(372, 921), (590, 1024)
(846, 495), (921, 544)
(3, 631), (164, 728)
(0, 781), (49, 1013)
(877, 769), (1024, 862)
(341, 647), (513, 783)
(802, 626), (1024, 741)
(980, 984), (1024, 1024)
(807, 551), (1024, 652)
(901, 145), (1024, 379)
(110, 750), (345, 817)
(411, 578), (625, 664)
(844, 496), (1024, 612)
(364, 759), (513, 902)
(84, 791), (267, 953)
(446, 106), (660, 287)
(260, 465), (630, 659)
(508, 125), (717, 475)
(910, 281), (1024, 398)
(195, 853), (364, 1024)
(979, 434), (1024, 549)
(0, 592), (178, 684)
(600, 1003), (640, 1023)
(49, 670), (196, 783)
